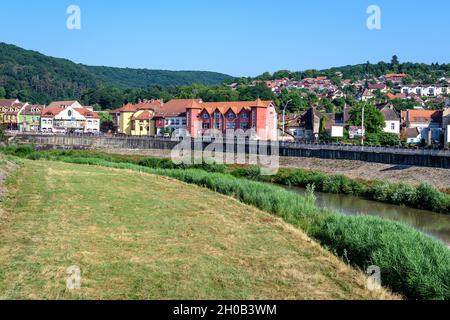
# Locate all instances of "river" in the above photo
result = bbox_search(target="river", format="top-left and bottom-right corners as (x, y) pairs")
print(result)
(283, 186), (450, 247)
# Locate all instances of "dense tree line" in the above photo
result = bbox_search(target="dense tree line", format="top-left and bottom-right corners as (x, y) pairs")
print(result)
(0, 42), (232, 105)
(254, 56), (450, 84)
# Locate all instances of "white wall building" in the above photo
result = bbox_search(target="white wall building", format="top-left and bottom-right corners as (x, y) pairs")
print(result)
(41, 101), (100, 133)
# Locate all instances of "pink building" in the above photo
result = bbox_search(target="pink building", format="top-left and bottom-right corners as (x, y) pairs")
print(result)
(186, 99), (278, 140)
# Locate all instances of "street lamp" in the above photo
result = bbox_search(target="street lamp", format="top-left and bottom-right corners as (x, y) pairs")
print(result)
(282, 99), (292, 139)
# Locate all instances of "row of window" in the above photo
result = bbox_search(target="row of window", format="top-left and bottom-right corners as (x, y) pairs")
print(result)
(202, 122), (250, 130)
(42, 119), (99, 125)
(202, 112), (249, 120)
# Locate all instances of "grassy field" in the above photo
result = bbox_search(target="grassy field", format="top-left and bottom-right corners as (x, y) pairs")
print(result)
(0, 160), (395, 300)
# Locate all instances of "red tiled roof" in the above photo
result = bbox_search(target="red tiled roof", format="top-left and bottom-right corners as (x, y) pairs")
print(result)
(0, 99), (18, 107)
(74, 107), (100, 119)
(111, 100), (163, 113)
(199, 99), (273, 115)
(368, 83), (386, 90)
(406, 110), (442, 123)
(385, 73), (407, 78)
(41, 106), (64, 118)
(154, 99), (202, 117)
(132, 110), (153, 121)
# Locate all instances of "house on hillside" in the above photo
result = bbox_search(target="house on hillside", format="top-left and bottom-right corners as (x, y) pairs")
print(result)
(401, 109), (443, 145)
(377, 103), (401, 134)
(41, 101), (100, 133)
(153, 99), (194, 136)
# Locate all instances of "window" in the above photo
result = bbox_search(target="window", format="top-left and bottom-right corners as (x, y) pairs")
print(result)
(202, 123), (210, 129)
(241, 112), (249, 119)
(68, 110), (72, 117)
(240, 123), (250, 130)
(182, 119), (187, 126)
(227, 112), (236, 119)
(202, 113), (210, 119)
(215, 123), (221, 129)
(227, 122), (236, 129)
(214, 112), (221, 119)
(391, 123), (396, 131)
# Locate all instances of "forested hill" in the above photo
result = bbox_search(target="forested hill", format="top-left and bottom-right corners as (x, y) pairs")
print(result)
(86, 66), (233, 88)
(256, 56), (450, 84)
(0, 42), (233, 104)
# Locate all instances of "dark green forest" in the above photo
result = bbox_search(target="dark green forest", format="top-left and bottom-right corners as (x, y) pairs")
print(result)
(0, 42), (232, 105)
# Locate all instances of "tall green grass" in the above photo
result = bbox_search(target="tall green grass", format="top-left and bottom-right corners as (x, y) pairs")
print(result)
(233, 167), (450, 214)
(2, 146), (450, 299)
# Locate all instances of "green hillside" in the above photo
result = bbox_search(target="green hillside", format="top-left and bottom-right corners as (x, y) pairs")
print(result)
(0, 42), (233, 104)
(86, 65), (233, 88)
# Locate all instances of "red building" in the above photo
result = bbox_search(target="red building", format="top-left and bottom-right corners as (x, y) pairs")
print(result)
(186, 99), (278, 140)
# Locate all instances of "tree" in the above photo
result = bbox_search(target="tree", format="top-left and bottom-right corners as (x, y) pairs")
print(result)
(349, 102), (384, 134)
(0, 87), (6, 99)
(391, 55), (400, 73)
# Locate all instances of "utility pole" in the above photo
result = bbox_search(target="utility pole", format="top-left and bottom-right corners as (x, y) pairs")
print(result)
(282, 99), (292, 140)
(361, 104), (365, 146)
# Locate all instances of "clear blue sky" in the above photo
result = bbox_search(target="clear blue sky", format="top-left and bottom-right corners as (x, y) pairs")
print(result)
(1, 0), (449, 77)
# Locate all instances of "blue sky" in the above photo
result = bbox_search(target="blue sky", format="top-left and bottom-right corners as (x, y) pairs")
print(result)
(1, 0), (449, 76)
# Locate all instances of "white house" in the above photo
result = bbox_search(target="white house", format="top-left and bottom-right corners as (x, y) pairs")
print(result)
(377, 103), (401, 134)
(41, 101), (100, 133)
(400, 85), (447, 97)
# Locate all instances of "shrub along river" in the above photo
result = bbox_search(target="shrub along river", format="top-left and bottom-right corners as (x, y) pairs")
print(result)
(284, 186), (450, 247)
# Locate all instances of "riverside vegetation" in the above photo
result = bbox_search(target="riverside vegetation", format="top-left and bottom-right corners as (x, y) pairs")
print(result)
(1, 146), (450, 300)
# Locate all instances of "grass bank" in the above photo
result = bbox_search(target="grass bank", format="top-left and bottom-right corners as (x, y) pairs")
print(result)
(1, 147), (448, 300)
(2, 146), (449, 214)
(0, 160), (394, 299)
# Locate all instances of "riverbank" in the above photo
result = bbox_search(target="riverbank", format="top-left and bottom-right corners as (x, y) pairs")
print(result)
(94, 148), (450, 191)
(1, 147), (449, 299)
(1, 160), (396, 299)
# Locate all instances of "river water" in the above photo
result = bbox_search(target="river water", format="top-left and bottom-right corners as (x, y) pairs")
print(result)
(283, 186), (450, 247)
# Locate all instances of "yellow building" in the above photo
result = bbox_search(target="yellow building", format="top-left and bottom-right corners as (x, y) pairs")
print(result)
(131, 110), (156, 136)
(111, 100), (162, 136)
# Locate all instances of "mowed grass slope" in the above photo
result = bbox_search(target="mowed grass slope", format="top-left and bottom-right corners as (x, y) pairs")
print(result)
(0, 160), (395, 300)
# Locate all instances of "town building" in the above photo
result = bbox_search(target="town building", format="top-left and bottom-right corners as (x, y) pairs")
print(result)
(18, 104), (42, 132)
(377, 103), (401, 134)
(153, 99), (193, 136)
(41, 101), (100, 133)
(110, 100), (163, 135)
(186, 99), (278, 140)
(1, 101), (28, 130)
(401, 109), (443, 144)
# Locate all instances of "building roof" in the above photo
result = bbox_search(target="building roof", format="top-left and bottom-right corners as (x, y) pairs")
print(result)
(368, 83), (387, 90)
(377, 103), (400, 121)
(405, 127), (420, 139)
(41, 106), (99, 119)
(111, 100), (163, 113)
(0, 99), (18, 107)
(405, 110), (443, 123)
(20, 104), (42, 115)
(385, 73), (407, 78)
(47, 101), (78, 108)
(198, 99), (273, 115)
(41, 106), (63, 118)
(154, 99), (202, 117)
(132, 110), (153, 121)
(74, 107), (100, 119)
